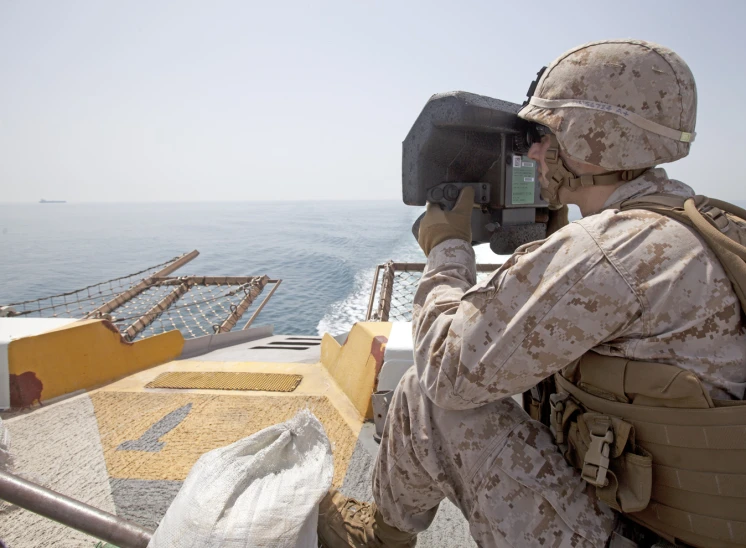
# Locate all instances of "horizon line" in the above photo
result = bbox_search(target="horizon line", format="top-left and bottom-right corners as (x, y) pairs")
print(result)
(0, 198), (410, 205)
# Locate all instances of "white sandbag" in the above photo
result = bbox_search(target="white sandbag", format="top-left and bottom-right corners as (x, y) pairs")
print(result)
(148, 409), (333, 548)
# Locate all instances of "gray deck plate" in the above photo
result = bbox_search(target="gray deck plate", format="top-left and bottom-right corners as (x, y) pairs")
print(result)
(191, 334), (322, 364)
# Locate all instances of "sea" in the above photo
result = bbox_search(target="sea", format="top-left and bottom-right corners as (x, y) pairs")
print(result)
(0, 201), (505, 336)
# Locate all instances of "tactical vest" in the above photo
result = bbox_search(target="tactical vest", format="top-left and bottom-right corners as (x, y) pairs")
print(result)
(539, 195), (746, 548)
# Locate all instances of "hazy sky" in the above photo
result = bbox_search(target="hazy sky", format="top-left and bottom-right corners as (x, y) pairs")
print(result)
(1, 0), (744, 202)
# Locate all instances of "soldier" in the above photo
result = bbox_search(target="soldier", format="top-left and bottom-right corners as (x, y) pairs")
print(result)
(319, 39), (746, 547)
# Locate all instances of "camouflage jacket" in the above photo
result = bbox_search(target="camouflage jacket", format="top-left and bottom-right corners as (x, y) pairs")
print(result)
(413, 169), (746, 408)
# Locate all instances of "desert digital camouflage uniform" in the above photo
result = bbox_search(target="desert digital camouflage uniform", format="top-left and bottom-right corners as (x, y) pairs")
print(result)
(516, 39), (697, 172)
(372, 169), (746, 547)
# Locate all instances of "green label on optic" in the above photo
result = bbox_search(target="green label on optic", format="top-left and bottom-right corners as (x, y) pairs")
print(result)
(511, 155), (536, 205)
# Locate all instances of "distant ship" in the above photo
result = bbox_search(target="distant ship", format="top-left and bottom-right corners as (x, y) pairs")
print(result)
(39, 199), (66, 203)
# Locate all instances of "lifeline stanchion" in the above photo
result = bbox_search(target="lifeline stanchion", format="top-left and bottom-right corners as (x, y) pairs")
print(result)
(0, 470), (153, 548)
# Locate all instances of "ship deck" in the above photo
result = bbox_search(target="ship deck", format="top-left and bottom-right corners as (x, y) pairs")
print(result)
(1, 323), (476, 547)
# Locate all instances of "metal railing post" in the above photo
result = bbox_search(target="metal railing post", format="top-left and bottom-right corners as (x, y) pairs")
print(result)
(375, 261), (396, 322)
(366, 265), (382, 321)
(217, 276), (269, 333)
(0, 470), (153, 548)
(367, 262), (503, 323)
(242, 280), (282, 330)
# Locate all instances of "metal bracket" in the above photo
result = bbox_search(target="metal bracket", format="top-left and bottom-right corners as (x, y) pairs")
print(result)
(371, 390), (393, 442)
(427, 182), (490, 208)
(582, 424), (614, 487)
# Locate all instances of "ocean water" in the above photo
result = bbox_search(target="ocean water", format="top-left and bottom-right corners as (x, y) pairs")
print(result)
(0, 201), (505, 336)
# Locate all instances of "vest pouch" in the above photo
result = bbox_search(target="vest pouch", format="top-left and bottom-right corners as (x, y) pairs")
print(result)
(556, 372), (746, 547)
(565, 411), (652, 513)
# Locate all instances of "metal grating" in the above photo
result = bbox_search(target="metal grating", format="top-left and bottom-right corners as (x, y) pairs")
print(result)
(114, 276), (273, 341)
(1, 252), (198, 319)
(1, 250), (283, 342)
(366, 262), (502, 323)
(146, 372), (303, 392)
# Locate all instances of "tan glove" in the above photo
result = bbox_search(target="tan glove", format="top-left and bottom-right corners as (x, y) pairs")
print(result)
(546, 205), (569, 237)
(417, 187), (474, 255)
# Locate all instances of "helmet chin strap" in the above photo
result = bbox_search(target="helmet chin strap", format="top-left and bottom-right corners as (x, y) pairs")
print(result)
(541, 135), (646, 209)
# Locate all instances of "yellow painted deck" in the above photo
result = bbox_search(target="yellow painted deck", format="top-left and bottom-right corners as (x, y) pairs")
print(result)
(92, 356), (370, 487)
(7, 319), (184, 406)
(1, 321), (476, 547)
(0, 322), (398, 546)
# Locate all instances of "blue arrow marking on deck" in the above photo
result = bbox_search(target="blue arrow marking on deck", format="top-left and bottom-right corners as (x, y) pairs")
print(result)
(117, 403), (192, 452)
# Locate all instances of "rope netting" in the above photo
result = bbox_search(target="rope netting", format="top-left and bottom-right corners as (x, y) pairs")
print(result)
(1, 256), (185, 319)
(369, 263), (500, 323)
(114, 279), (271, 341)
(1, 251), (277, 342)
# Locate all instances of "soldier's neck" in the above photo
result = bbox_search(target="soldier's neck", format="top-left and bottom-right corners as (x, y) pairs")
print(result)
(559, 183), (625, 217)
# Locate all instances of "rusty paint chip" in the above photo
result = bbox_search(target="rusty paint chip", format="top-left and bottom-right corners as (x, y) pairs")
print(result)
(145, 372), (303, 392)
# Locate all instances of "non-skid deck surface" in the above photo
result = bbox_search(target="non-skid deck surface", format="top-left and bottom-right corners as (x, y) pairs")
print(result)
(0, 358), (475, 547)
(145, 371), (303, 392)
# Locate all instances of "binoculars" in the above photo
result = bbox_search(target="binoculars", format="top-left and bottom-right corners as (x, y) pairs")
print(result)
(403, 91), (551, 254)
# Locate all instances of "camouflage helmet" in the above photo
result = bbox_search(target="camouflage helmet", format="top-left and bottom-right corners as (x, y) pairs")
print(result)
(518, 39), (697, 171)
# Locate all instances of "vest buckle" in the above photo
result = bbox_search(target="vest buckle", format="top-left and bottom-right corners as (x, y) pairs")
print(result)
(582, 421), (614, 487)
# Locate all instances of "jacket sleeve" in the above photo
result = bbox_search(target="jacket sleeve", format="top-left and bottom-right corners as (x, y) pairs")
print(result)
(412, 226), (641, 410)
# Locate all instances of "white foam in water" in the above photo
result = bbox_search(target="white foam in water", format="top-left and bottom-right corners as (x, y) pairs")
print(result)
(316, 236), (511, 337)
(316, 207), (575, 336)
(316, 266), (378, 336)
(316, 214), (425, 336)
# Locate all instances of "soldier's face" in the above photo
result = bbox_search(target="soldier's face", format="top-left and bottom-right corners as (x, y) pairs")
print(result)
(527, 136), (552, 191)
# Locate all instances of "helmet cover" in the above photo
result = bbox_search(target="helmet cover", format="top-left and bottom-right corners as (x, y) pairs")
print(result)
(518, 39), (697, 170)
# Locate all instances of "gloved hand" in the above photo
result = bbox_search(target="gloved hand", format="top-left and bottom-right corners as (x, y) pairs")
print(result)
(416, 187), (474, 255)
